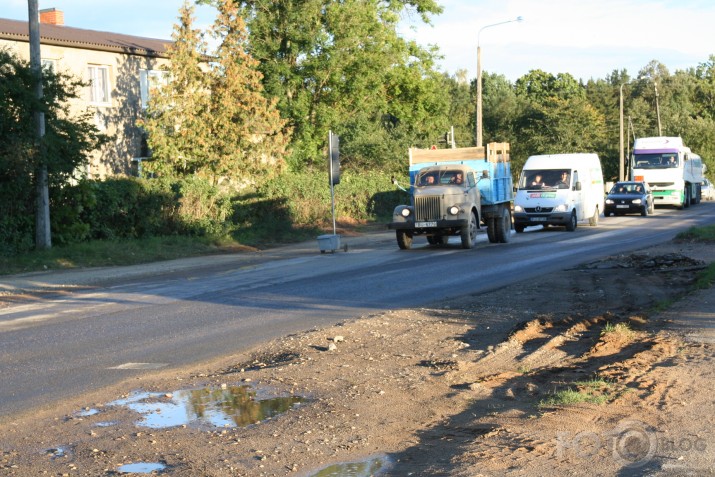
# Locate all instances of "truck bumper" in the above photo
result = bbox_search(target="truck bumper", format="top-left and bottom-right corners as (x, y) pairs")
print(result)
(513, 212), (571, 227)
(388, 218), (468, 233)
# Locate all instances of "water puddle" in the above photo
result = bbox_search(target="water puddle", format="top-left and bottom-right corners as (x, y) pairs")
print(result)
(306, 455), (391, 476)
(117, 462), (166, 473)
(107, 385), (305, 429)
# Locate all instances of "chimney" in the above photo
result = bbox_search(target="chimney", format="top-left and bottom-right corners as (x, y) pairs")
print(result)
(39, 8), (64, 26)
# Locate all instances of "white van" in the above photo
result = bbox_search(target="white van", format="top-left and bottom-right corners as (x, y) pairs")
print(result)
(513, 153), (604, 232)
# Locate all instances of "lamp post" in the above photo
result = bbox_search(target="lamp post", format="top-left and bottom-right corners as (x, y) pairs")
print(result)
(476, 16), (522, 148)
(619, 82), (626, 182)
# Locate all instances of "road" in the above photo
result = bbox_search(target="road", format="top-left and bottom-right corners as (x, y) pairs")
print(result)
(1, 204), (714, 419)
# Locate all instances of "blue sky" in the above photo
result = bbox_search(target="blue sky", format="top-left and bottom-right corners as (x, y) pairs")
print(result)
(3, 0), (714, 83)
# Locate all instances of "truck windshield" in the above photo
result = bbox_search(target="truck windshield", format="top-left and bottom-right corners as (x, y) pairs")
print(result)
(633, 153), (678, 169)
(518, 170), (571, 190)
(418, 170), (464, 186)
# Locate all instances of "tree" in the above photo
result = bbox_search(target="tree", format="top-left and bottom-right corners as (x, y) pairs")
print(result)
(0, 48), (106, 253)
(140, 1), (213, 179)
(206, 0), (290, 182)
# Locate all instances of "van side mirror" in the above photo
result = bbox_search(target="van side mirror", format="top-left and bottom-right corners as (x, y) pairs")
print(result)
(575, 181), (582, 191)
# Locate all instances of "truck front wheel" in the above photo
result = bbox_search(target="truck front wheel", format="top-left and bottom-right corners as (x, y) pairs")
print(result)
(461, 212), (478, 249)
(396, 230), (413, 250)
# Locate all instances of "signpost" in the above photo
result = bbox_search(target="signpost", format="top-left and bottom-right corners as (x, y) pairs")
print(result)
(317, 130), (347, 253)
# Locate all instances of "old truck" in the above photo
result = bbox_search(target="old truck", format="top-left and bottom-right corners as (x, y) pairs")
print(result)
(388, 142), (513, 249)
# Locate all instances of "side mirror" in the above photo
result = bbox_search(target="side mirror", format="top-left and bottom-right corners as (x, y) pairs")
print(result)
(574, 181), (582, 191)
(482, 170), (489, 179)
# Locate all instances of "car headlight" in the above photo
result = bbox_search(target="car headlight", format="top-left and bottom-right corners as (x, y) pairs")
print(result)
(605, 199), (614, 204)
(514, 204), (524, 213)
(401, 208), (411, 217)
(553, 204), (568, 212)
(632, 198), (642, 204)
(448, 206), (460, 215)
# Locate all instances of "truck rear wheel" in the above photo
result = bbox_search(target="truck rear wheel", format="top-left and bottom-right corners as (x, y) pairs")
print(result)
(495, 207), (511, 243)
(396, 230), (413, 250)
(461, 212), (477, 249)
(486, 218), (497, 243)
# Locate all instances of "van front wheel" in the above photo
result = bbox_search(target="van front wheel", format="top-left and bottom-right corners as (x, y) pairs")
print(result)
(565, 211), (577, 232)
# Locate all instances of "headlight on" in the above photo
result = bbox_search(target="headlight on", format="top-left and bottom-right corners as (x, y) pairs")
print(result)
(605, 199), (614, 204)
(401, 208), (411, 217)
(553, 204), (568, 212)
(632, 198), (642, 204)
(514, 204), (524, 213)
(448, 206), (460, 215)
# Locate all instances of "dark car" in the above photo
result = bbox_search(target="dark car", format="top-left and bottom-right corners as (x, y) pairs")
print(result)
(604, 181), (654, 216)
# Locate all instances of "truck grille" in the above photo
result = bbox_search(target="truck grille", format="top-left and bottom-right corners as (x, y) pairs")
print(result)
(415, 196), (441, 221)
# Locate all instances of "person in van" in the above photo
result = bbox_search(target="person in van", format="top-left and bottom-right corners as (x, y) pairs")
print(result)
(530, 174), (545, 187)
(555, 171), (570, 188)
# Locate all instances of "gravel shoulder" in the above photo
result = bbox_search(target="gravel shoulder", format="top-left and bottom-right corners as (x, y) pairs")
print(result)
(1, 238), (714, 476)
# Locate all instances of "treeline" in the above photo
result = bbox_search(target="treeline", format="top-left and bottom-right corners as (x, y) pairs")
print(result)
(2, 0), (715, 255)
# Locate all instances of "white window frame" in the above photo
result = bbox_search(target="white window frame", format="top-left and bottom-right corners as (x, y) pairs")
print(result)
(139, 69), (169, 109)
(87, 64), (111, 105)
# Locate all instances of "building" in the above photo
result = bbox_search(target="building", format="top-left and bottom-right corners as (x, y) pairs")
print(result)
(0, 8), (173, 178)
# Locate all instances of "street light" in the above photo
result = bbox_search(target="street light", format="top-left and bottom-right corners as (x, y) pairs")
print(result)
(476, 16), (523, 148)
(619, 82), (627, 182)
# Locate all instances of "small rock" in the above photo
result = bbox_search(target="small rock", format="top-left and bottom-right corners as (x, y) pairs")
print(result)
(328, 343), (338, 351)
(332, 335), (345, 343)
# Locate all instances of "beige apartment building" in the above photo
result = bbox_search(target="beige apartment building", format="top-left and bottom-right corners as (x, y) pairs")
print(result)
(0, 8), (173, 178)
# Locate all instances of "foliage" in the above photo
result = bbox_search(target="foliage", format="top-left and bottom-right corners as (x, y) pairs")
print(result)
(0, 48), (107, 254)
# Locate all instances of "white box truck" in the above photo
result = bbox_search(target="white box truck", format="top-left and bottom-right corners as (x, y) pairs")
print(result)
(513, 153), (604, 232)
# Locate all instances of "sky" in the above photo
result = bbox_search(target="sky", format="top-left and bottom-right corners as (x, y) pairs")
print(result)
(2, 0), (714, 83)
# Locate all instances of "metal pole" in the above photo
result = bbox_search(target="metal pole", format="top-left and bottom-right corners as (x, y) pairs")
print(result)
(328, 131), (336, 236)
(476, 17), (523, 148)
(654, 82), (662, 136)
(619, 83), (625, 182)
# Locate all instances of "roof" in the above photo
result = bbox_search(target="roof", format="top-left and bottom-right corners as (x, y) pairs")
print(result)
(0, 17), (171, 58)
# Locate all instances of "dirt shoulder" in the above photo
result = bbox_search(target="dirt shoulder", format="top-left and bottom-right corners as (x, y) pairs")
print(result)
(1, 240), (714, 476)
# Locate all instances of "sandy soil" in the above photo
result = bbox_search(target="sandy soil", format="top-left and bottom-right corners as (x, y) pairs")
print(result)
(1, 239), (714, 476)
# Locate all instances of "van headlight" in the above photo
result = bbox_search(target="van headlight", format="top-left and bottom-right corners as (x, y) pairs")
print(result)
(514, 204), (524, 213)
(448, 206), (460, 215)
(553, 204), (568, 212)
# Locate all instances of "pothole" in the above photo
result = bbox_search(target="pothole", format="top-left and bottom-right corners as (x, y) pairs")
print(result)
(306, 454), (391, 476)
(117, 462), (166, 473)
(105, 385), (306, 429)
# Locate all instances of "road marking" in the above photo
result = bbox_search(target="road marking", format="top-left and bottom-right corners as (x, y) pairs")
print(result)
(108, 362), (168, 370)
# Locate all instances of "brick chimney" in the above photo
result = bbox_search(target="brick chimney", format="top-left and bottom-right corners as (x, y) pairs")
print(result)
(39, 8), (64, 26)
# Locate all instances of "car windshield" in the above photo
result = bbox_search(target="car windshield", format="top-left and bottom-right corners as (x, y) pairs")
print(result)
(610, 183), (644, 194)
(519, 170), (571, 190)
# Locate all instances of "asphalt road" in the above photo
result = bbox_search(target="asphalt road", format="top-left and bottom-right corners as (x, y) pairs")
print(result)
(1, 203), (714, 419)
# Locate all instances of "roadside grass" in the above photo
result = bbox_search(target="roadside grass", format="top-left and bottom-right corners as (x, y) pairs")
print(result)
(676, 224), (715, 289)
(539, 376), (615, 408)
(600, 321), (635, 339)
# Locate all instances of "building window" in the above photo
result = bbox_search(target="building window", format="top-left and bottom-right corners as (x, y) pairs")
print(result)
(139, 69), (169, 109)
(88, 65), (111, 105)
(41, 58), (56, 73)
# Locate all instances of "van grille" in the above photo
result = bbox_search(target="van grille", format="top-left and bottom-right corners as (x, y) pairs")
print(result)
(415, 196), (441, 221)
(525, 207), (554, 213)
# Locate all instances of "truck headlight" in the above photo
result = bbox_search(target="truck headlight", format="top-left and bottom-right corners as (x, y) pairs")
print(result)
(553, 204), (568, 212)
(401, 208), (411, 217)
(448, 206), (460, 215)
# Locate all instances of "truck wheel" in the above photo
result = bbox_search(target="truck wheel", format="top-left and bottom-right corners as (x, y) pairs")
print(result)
(396, 230), (413, 250)
(486, 218), (497, 243)
(495, 207), (511, 243)
(565, 211), (577, 232)
(461, 212), (477, 249)
(514, 224), (526, 233)
(683, 188), (691, 208)
(589, 207), (599, 226)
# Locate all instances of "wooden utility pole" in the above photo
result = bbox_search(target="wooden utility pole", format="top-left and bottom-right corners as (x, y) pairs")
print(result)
(28, 0), (51, 249)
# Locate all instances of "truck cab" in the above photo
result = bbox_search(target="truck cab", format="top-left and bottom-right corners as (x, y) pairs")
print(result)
(390, 165), (481, 249)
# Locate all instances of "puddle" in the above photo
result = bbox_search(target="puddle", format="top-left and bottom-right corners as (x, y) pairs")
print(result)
(117, 462), (166, 473)
(45, 447), (67, 459)
(76, 408), (99, 417)
(307, 455), (391, 476)
(108, 385), (305, 429)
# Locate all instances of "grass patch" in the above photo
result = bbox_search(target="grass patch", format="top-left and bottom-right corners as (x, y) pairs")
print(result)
(540, 376), (614, 408)
(675, 224), (715, 243)
(0, 235), (246, 276)
(600, 322), (635, 338)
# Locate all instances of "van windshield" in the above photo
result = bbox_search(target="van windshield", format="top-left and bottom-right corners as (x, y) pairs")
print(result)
(519, 170), (571, 190)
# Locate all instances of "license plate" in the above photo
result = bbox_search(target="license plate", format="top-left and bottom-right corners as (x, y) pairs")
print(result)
(616, 205), (629, 208)
(415, 221), (437, 228)
(531, 217), (547, 222)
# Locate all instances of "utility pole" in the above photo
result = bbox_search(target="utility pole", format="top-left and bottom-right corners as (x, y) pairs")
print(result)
(654, 82), (662, 136)
(28, 0), (51, 249)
